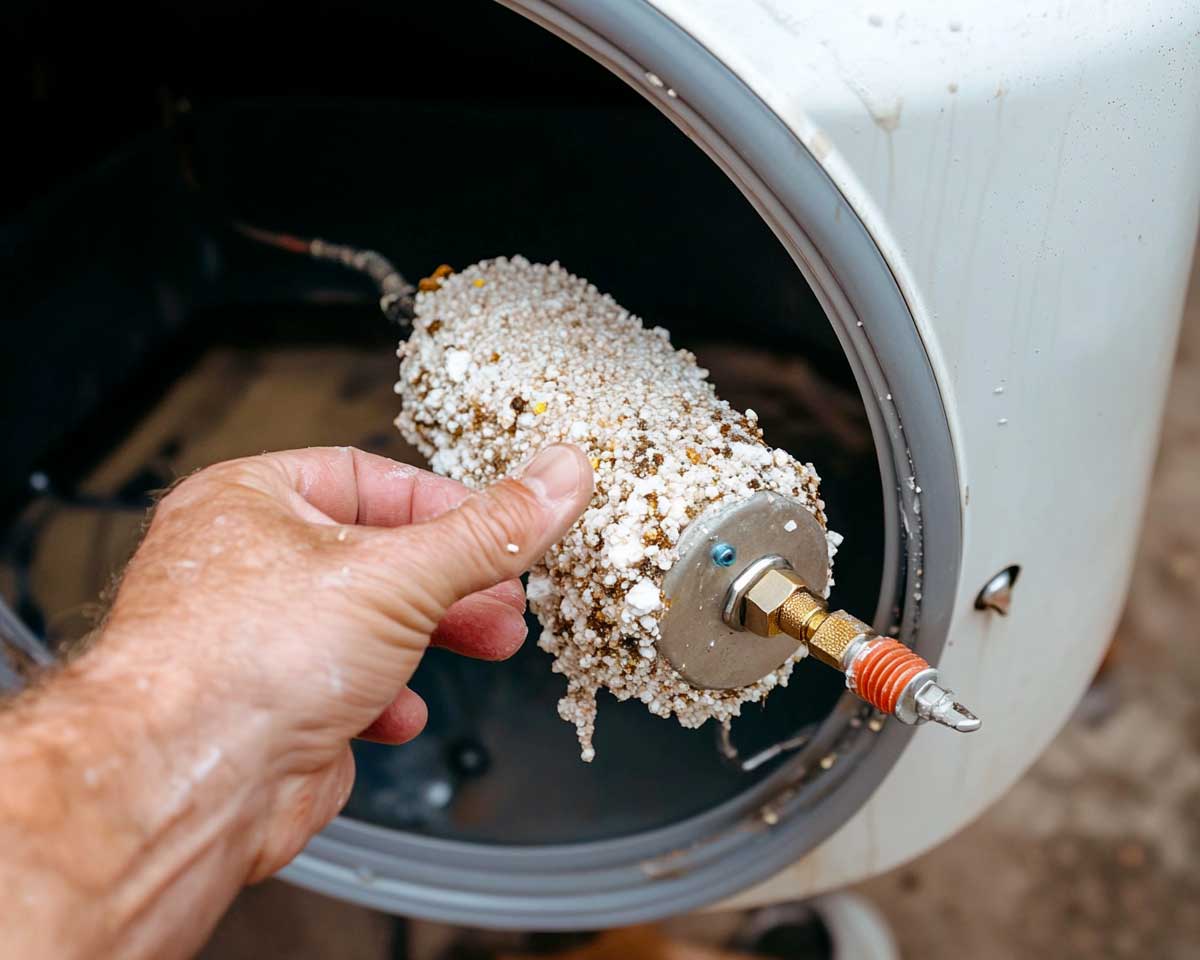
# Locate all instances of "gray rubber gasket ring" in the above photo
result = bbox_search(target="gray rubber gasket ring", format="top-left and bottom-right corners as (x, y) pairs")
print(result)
(280, 0), (962, 928)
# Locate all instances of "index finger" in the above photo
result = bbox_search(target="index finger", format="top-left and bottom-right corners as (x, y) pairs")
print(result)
(251, 446), (472, 526)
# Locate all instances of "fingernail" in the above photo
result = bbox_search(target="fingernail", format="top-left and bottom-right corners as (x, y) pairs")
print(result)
(519, 444), (586, 506)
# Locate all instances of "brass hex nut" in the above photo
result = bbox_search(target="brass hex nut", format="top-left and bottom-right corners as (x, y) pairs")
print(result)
(743, 567), (809, 636)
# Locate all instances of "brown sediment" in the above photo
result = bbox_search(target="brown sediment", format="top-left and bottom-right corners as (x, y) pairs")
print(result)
(394, 256), (832, 761)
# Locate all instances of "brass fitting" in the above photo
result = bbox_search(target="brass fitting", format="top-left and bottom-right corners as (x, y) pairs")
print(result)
(742, 566), (868, 670)
(796, 606), (872, 670)
(742, 567), (811, 636)
(776, 587), (830, 646)
(728, 559), (980, 733)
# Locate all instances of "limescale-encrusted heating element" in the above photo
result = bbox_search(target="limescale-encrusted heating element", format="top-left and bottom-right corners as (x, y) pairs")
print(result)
(395, 257), (839, 760)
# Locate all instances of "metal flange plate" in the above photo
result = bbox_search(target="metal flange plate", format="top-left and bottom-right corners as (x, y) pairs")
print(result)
(658, 491), (830, 690)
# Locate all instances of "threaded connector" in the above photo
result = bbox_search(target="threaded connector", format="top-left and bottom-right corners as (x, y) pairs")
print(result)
(726, 561), (980, 733)
(800, 606), (871, 671)
(847, 636), (929, 714)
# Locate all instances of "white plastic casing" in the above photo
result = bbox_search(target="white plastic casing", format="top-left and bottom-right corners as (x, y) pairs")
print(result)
(642, 0), (1200, 903)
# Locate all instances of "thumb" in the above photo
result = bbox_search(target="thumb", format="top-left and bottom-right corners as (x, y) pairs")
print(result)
(401, 444), (594, 610)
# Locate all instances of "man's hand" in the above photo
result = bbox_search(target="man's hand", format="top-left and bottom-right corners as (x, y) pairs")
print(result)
(0, 444), (593, 960)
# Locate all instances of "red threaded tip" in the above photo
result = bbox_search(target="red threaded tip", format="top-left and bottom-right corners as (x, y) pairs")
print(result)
(849, 638), (929, 715)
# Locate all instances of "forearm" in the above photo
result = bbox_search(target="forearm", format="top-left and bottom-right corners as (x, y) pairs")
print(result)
(0, 634), (272, 960)
(0, 444), (590, 957)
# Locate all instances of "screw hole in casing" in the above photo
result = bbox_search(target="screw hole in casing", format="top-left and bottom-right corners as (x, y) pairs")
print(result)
(975, 564), (1020, 615)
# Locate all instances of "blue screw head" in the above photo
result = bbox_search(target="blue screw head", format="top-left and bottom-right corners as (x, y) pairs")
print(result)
(711, 542), (737, 567)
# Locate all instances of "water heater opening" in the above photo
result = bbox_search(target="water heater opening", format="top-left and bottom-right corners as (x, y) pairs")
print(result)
(1, 0), (898, 920)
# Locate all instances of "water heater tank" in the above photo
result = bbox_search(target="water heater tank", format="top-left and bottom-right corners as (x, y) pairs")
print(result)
(2, 0), (1198, 932)
(283, 0), (1200, 924)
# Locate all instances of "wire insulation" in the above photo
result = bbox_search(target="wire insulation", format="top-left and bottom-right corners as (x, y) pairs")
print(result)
(231, 221), (416, 326)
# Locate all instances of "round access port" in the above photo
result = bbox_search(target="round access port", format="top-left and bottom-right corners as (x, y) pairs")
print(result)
(0, 0), (956, 927)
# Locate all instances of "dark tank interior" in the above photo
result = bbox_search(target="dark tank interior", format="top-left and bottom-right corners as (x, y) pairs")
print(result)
(1, 0), (884, 845)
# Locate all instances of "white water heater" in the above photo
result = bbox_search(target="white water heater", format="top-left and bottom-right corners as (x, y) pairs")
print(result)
(282, 0), (1200, 922)
(549, 0), (1200, 910)
(3, 0), (1196, 931)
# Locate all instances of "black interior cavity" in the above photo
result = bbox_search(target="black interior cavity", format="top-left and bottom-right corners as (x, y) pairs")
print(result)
(1, 0), (884, 845)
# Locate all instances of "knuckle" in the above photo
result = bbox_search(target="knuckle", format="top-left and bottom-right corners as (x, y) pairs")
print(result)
(148, 461), (281, 547)
(454, 484), (542, 572)
(149, 475), (208, 528)
(153, 467), (228, 519)
(351, 530), (446, 631)
(445, 513), (511, 584)
(473, 482), (543, 546)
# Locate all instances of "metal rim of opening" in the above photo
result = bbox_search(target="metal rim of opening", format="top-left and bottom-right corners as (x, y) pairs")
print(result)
(280, 0), (963, 928)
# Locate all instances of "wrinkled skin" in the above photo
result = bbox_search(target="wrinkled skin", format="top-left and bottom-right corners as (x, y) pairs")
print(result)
(0, 444), (593, 960)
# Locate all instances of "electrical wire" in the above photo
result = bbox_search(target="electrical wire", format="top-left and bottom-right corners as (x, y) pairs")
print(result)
(1, 482), (151, 692)
(0, 654), (20, 693)
(0, 597), (53, 692)
(231, 221), (416, 327)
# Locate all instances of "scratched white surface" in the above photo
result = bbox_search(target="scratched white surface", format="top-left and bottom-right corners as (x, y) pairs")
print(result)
(641, 0), (1200, 901)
